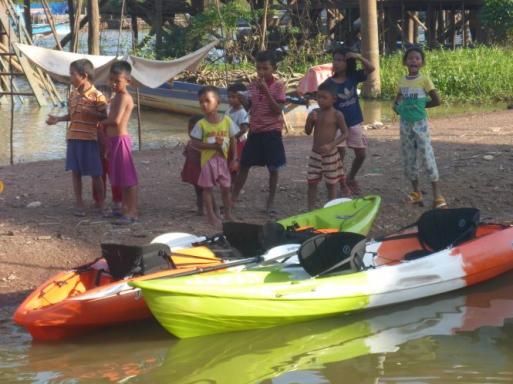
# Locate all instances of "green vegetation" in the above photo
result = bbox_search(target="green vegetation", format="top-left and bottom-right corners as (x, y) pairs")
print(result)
(480, 0), (513, 42)
(380, 46), (513, 102)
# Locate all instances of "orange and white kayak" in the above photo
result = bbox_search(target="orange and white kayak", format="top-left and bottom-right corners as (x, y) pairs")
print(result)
(13, 240), (221, 341)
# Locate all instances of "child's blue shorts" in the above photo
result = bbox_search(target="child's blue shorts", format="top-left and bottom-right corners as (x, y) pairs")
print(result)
(240, 130), (286, 171)
(65, 139), (103, 176)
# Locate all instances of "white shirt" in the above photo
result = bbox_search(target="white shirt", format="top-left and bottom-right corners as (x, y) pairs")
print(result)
(225, 107), (249, 141)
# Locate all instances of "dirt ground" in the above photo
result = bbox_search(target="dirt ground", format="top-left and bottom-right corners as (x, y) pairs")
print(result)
(1, 110), (513, 305)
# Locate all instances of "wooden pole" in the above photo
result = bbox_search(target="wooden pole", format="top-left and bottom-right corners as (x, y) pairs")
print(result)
(260, 0), (269, 50)
(461, 1), (466, 46)
(400, 0), (405, 47)
(72, 0), (83, 52)
(136, 88), (142, 151)
(23, 0), (32, 38)
(59, 0), (108, 49)
(87, 0), (100, 54)
(8, 24), (13, 165)
(407, 11), (415, 43)
(41, 0), (63, 50)
(451, 7), (456, 49)
(116, 0), (126, 56)
(154, 0), (163, 59)
(67, 0), (75, 40)
(131, 14), (138, 51)
(359, 0), (380, 98)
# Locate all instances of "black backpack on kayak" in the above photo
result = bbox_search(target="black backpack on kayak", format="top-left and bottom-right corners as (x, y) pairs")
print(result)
(101, 243), (175, 280)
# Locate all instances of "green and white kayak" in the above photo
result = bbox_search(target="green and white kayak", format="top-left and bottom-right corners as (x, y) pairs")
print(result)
(276, 195), (381, 235)
(130, 196), (381, 338)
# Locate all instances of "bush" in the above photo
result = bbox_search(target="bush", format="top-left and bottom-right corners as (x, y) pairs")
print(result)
(480, 0), (513, 42)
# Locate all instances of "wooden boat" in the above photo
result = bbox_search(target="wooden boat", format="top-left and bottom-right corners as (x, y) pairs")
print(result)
(32, 22), (70, 36)
(136, 81), (312, 130)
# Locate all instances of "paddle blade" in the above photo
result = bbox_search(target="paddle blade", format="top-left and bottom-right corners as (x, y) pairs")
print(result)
(261, 244), (301, 265)
(298, 232), (366, 276)
(150, 233), (206, 251)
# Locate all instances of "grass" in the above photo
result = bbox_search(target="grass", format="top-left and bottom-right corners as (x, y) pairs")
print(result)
(380, 46), (513, 103)
(205, 46), (513, 103)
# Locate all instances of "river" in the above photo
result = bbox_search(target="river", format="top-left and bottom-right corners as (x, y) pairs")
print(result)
(2, 270), (513, 383)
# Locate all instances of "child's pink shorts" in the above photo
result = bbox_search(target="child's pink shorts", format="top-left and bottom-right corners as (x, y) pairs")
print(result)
(336, 123), (368, 149)
(197, 156), (231, 189)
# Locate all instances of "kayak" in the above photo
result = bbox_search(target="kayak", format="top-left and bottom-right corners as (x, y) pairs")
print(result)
(13, 245), (220, 341)
(139, 272), (513, 384)
(132, 219), (513, 339)
(14, 196), (381, 341)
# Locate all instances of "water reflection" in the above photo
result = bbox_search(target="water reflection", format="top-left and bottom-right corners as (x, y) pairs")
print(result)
(2, 271), (513, 383)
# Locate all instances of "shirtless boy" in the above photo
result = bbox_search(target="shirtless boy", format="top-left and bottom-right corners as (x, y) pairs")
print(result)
(305, 81), (348, 210)
(98, 61), (138, 225)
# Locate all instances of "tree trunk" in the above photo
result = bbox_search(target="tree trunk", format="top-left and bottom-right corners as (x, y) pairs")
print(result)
(359, 0), (380, 98)
(87, 0), (100, 54)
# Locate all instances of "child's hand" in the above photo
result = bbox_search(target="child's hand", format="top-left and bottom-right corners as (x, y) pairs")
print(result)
(46, 115), (59, 125)
(229, 159), (240, 173)
(345, 52), (361, 61)
(309, 110), (318, 123)
(215, 136), (224, 145)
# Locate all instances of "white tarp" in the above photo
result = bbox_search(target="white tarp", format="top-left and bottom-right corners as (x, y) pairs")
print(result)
(16, 41), (218, 88)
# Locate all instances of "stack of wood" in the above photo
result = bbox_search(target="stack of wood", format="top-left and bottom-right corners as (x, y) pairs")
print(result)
(175, 68), (305, 91)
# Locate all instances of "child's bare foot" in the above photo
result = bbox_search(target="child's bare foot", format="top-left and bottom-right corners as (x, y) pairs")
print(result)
(207, 217), (222, 229)
(347, 179), (361, 195)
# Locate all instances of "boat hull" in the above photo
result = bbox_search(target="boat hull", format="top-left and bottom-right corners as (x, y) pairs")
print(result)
(133, 224), (513, 338)
(135, 82), (311, 130)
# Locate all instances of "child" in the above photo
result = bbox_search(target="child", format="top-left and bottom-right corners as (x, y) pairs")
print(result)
(46, 59), (107, 217)
(225, 82), (249, 179)
(181, 115), (204, 215)
(322, 47), (375, 196)
(305, 82), (348, 210)
(232, 51), (287, 215)
(190, 86), (239, 228)
(97, 61), (138, 224)
(394, 47), (446, 209)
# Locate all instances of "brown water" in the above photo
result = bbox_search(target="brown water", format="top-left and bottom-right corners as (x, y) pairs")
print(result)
(2, 271), (513, 383)
(0, 100), (506, 166)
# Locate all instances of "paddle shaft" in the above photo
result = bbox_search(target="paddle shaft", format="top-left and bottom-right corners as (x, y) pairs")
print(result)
(156, 256), (260, 280)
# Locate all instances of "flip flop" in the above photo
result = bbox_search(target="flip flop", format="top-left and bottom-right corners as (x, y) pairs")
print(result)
(113, 215), (136, 226)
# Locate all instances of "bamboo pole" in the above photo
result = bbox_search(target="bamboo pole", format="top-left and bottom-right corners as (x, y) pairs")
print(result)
(8, 23), (13, 164)
(87, 0), (100, 54)
(260, 0), (269, 51)
(116, 0), (126, 56)
(359, 0), (380, 98)
(136, 88), (142, 151)
(72, 0), (83, 52)
(40, 0), (63, 50)
(407, 12), (414, 43)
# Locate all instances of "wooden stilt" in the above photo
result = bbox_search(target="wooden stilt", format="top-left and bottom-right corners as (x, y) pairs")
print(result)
(407, 11), (414, 44)
(87, 0), (100, 54)
(400, 0), (405, 47)
(359, 0), (380, 98)
(136, 88), (142, 151)
(67, 0), (75, 40)
(451, 7), (456, 49)
(41, 0), (63, 50)
(131, 14), (138, 51)
(23, 0), (32, 38)
(8, 24), (14, 164)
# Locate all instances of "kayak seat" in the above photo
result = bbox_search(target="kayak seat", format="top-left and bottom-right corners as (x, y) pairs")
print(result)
(298, 232), (367, 276)
(222, 222), (264, 257)
(260, 223), (339, 251)
(101, 243), (175, 281)
(417, 208), (480, 251)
